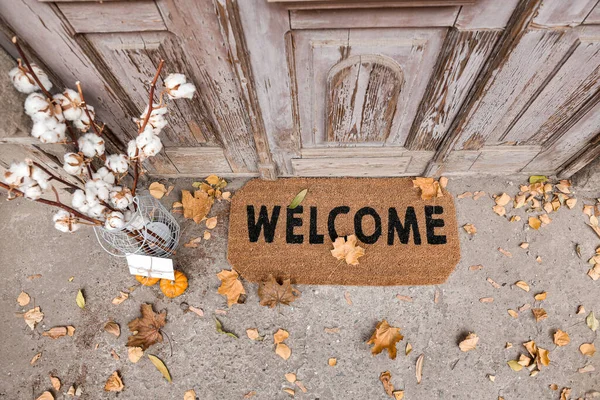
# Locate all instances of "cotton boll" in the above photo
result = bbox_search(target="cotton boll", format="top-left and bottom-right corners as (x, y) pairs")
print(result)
(63, 152), (85, 176)
(105, 211), (125, 231)
(105, 154), (129, 174)
(9, 64), (53, 94)
(88, 203), (107, 218)
(92, 167), (115, 185)
(20, 178), (42, 200)
(164, 73), (187, 90)
(141, 134), (162, 157)
(73, 105), (95, 132)
(31, 165), (50, 190)
(53, 89), (82, 121)
(24, 92), (52, 121)
(168, 82), (196, 99)
(71, 189), (89, 213)
(110, 187), (133, 210)
(127, 139), (138, 158)
(77, 133), (105, 158)
(53, 210), (80, 233)
(32, 118), (67, 144)
(2, 161), (31, 186)
(88, 178), (112, 201)
(140, 103), (168, 119)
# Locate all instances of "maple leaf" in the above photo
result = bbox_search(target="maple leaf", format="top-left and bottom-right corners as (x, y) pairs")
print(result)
(330, 235), (365, 265)
(412, 177), (443, 200)
(258, 275), (301, 308)
(367, 320), (403, 360)
(126, 303), (166, 350)
(217, 269), (246, 307)
(182, 190), (213, 223)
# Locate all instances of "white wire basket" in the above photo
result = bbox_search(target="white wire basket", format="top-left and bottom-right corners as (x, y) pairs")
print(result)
(94, 193), (180, 258)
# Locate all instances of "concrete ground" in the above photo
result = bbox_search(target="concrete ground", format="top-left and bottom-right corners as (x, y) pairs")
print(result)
(0, 176), (599, 400)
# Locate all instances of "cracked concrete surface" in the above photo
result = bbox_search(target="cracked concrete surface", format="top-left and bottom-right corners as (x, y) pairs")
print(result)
(1, 176), (599, 399)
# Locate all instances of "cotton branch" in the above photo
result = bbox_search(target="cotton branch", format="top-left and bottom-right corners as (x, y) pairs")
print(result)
(0, 182), (102, 225)
(75, 81), (102, 137)
(132, 59), (165, 197)
(32, 161), (83, 191)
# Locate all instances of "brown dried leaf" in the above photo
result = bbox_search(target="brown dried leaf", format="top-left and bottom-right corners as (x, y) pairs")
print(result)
(331, 235), (366, 265)
(104, 371), (124, 392)
(205, 216), (217, 229)
(126, 303), (166, 350)
(507, 309), (518, 319)
(324, 327), (340, 334)
(566, 198), (577, 209)
(23, 306), (44, 330)
(457, 192), (472, 199)
(35, 391), (53, 400)
(393, 391), (405, 400)
(111, 291), (129, 305)
(246, 328), (264, 341)
(258, 275), (300, 308)
(217, 269), (246, 307)
(580, 343), (596, 357)
(379, 371), (394, 396)
(149, 182), (167, 199)
(553, 330), (570, 347)
(498, 248), (512, 257)
(537, 347), (550, 368)
(479, 297), (494, 303)
(532, 308), (548, 322)
(463, 224), (477, 235)
(110, 349), (119, 360)
(578, 365), (595, 373)
(492, 205), (506, 216)
(17, 291), (30, 306)
(412, 177), (443, 200)
(528, 216), (542, 230)
(182, 190), (213, 224)
(328, 357), (337, 366)
(244, 391), (257, 398)
(470, 264), (484, 271)
(515, 281), (530, 292)
(49, 375), (60, 391)
(184, 390), (196, 400)
(396, 294), (413, 302)
(405, 342), (413, 355)
(188, 305), (204, 317)
(517, 354), (531, 367)
(282, 388), (294, 396)
(416, 354), (424, 384)
(495, 193), (511, 206)
(560, 388), (571, 400)
(473, 191), (486, 200)
(520, 242), (529, 249)
(577, 305), (586, 314)
(295, 381), (307, 393)
(127, 346), (143, 363)
(104, 321), (120, 338)
(285, 373), (296, 383)
(534, 292), (547, 301)
(203, 231), (211, 240)
(42, 326), (68, 339)
(487, 278), (501, 289)
(459, 333), (479, 352)
(367, 320), (403, 360)
(30, 352), (42, 365)
(183, 237), (202, 248)
(276, 343), (291, 360)
(344, 292), (353, 305)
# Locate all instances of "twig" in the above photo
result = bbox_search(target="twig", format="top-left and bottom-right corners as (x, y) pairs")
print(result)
(32, 161), (82, 191)
(0, 182), (102, 225)
(75, 81), (103, 137)
(132, 60), (165, 197)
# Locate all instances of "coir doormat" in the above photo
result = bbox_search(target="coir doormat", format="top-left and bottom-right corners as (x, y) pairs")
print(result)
(227, 178), (460, 286)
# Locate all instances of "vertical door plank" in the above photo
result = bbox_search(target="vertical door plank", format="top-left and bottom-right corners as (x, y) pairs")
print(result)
(406, 29), (500, 151)
(155, 0), (259, 173)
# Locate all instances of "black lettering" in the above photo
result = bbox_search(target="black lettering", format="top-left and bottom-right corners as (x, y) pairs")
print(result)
(328, 206), (350, 241)
(354, 207), (382, 244)
(286, 206), (304, 244)
(309, 206), (324, 244)
(247, 205), (280, 243)
(387, 207), (422, 245)
(425, 205), (446, 245)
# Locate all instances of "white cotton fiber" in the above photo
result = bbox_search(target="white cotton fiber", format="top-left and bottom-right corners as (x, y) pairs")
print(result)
(31, 118), (67, 144)
(105, 154), (129, 174)
(24, 92), (52, 121)
(73, 105), (95, 132)
(77, 133), (105, 158)
(53, 209), (80, 233)
(164, 73), (196, 99)
(105, 211), (125, 230)
(110, 187), (133, 210)
(92, 167), (115, 185)
(63, 153), (85, 176)
(53, 89), (82, 121)
(9, 64), (53, 94)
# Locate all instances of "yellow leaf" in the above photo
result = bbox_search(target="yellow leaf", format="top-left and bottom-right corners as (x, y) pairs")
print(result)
(495, 193), (511, 206)
(537, 347), (550, 367)
(184, 390), (196, 400)
(274, 329), (289, 344)
(181, 190), (213, 224)
(534, 292), (547, 301)
(149, 182), (167, 199)
(507, 360), (523, 371)
(328, 357), (337, 366)
(405, 342), (413, 355)
(507, 309), (519, 319)
(17, 291), (30, 306)
(528, 216), (542, 230)
(580, 343), (596, 357)
(586, 311), (599, 331)
(35, 391), (54, 400)
(128, 347), (143, 363)
(49, 375), (61, 391)
(205, 175), (220, 186)
(515, 281), (530, 292)
(205, 216), (217, 229)
(553, 330), (570, 346)
(285, 373), (296, 383)
(459, 333), (479, 352)
(367, 320), (404, 360)
(532, 308), (548, 322)
(217, 269), (246, 307)
(76, 289), (85, 309)
(148, 354), (172, 382)
(463, 224), (477, 235)
(412, 177), (443, 200)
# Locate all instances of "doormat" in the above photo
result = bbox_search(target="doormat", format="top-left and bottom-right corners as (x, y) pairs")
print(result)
(227, 178), (460, 286)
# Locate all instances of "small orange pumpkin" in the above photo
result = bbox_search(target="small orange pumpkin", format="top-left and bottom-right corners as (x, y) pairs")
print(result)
(136, 275), (160, 286)
(160, 270), (188, 298)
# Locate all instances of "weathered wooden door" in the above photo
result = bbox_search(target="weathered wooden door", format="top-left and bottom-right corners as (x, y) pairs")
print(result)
(2, 0), (600, 179)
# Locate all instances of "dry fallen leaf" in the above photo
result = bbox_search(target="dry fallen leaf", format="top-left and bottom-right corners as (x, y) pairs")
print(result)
(508, 310), (519, 319)
(367, 320), (403, 360)
(127, 346), (143, 363)
(487, 278), (501, 289)
(23, 306), (44, 330)
(148, 354), (172, 382)
(17, 291), (30, 306)
(463, 224), (477, 235)
(295, 381), (307, 393)
(28, 274), (42, 280)
(126, 303), (166, 350)
(258, 275), (300, 308)
(112, 291), (129, 305)
(188, 306), (204, 317)
(205, 216), (217, 229)
(183, 237), (202, 248)
(274, 329), (289, 344)
(379, 371), (394, 396)
(182, 190), (213, 224)
(498, 248), (512, 257)
(328, 358), (337, 366)
(30, 352), (42, 365)
(553, 330), (570, 346)
(396, 295), (413, 302)
(520, 242), (529, 249)
(532, 308), (548, 322)
(577, 305), (586, 314)
(110, 349), (120, 360)
(149, 182), (167, 199)
(412, 177), (443, 200)
(473, 191), (486, 200)
(285, 373), (296, 383)
(479, 297), (494, 303)
(459, 333), (479, 352)
(104, 321), (120, 338)
(324, 327), (340, 334)
(578, 365), (595, 373)
(469, 265), (484, 271)
(283, 388), (295, 396)
(217, 269), (246, 307)
(184, 390), (196, 400)
(534, 292), (547, 301)
(416, 354), (424, 384)
(492, 205), (506, 216)
(244, 391), (257, 398)
(528, 216), (542, 230)
(560, 388), (571, 400)
(35, 391), (53, 400)
(393, 391), (405, 400)
(515, 281), (530, 292)
(507, 360), (523, 371)
(49, 375), (60, 391)
(104, 371), (124, 392)
(331, 234), (366, 265)
(580, 343), (596, 357)
(405, 342), (413, 355)
(203, 231), (211, 240)
(586, 311), (599, 331)
(344, 292), (353, 305)
(495, 193), (511, 206)
(42, 326), (69, 339)
(246, 328), (264, 341)
(276, 344), (292, 360)
(457, 192), (472, 199)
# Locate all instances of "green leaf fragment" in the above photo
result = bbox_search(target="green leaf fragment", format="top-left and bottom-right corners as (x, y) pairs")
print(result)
(215, 317), (238, 339)
(288, 189), (308, 210)
(507, 360), (523, 371)
(529, 175), (548, 184)
(586, 312), (599, 332)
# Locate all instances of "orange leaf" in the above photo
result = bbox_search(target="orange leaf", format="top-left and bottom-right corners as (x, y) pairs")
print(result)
(367, 320), (404, 360)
